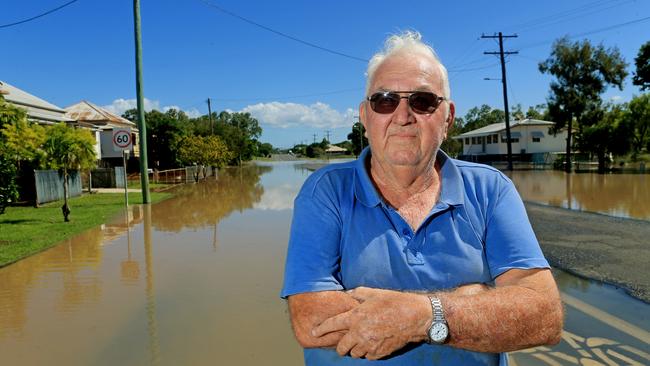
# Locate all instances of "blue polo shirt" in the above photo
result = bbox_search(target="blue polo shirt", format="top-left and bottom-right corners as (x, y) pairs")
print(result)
(281, 148), (549, 365)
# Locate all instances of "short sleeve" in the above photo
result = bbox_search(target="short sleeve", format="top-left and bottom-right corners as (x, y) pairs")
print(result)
(280, 180), (344, 298)
(485, 177), (550, 279)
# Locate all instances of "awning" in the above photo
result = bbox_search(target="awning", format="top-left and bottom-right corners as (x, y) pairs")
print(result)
(530, 131), (545, 138)
(501, 131), (522, 139)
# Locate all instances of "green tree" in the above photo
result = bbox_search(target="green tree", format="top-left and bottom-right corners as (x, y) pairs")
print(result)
(43, 123), (97, 222)
(0, 154), (17, 214)
(0, 97), (46, 213)
(624, 94), (650, 158)
(525, 104), (549, 120)
(123, 108), (190, 170)
(539, 37), (627, 172)
(578, 103), (630, 173)
(177, 135), (234, 181)
(633, 41), (650, 91)
(347, 122), (368, 156)
(256, 142), (274, 157)
(460, 105), (505, 133)
(214, 111), (262, 165)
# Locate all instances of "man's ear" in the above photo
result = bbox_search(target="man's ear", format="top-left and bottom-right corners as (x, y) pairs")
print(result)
(446, 101), (456, 132)
(359, 101), (368, 131)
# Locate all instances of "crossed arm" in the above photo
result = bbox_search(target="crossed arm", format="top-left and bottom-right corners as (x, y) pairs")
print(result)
(287, 268), (564, 360)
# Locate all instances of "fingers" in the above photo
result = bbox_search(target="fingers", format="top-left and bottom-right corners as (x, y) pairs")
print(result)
(336, 333), (359, 357)
(312, 311), (351, 337)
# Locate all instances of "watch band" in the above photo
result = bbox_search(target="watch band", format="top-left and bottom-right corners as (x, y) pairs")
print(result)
(428, 296), (445, 323)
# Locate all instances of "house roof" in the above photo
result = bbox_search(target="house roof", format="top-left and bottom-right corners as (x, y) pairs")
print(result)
(453, 119), (555, 139)
(326, 145), (347, 153)
(65, 100), (136, 128)
(0, 80), (74, 124)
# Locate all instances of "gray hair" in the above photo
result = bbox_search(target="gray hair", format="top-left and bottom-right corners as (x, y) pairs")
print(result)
(365, 31), (450, 100)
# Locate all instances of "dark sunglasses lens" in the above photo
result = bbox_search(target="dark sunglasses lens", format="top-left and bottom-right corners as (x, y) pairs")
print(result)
(370, 93), (400, 113)
(409, 92), (438, 113)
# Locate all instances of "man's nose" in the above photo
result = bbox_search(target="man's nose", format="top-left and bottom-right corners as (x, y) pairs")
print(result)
(392, 97), (414, 125)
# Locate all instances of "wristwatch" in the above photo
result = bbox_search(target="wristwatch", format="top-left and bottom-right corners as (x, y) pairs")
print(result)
(427, 296), (449, 344)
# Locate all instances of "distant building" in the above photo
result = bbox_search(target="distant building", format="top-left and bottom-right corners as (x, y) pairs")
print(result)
(453, 119), (567, 163)
(65, 101), (139, 166)
(325, 144), (348, 156)
(0, 80), (74, 125)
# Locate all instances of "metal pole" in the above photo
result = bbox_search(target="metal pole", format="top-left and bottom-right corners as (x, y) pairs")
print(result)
(133, 0), (151, 203)
(123, 150), (129, 208)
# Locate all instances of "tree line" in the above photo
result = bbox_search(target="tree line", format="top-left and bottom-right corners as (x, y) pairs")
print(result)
(122, 108), (274, 171)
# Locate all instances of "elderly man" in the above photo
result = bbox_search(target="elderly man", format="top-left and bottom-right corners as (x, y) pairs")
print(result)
(281, 31), (563, 365)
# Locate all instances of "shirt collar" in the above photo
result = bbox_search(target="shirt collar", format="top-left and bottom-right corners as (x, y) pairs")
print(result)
(353, 148), (465, 208)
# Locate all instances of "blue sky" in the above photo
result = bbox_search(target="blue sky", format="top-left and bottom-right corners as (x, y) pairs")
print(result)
(1, 0), (649, 148)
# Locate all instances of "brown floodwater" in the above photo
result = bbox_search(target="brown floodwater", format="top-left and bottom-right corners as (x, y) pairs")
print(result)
(507, 170), (650, 220)
(0, 162), (648, 365)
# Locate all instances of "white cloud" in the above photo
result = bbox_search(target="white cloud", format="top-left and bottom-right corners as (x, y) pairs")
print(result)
(609, 95), (623, 102)
(242, 102), (356, 129)
(103, 98), (201, 118)
(254, 183), (301, 211)
(102, 98), (160, 116)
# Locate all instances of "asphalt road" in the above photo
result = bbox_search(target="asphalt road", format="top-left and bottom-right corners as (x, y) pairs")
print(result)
(525, 202), (650, 303)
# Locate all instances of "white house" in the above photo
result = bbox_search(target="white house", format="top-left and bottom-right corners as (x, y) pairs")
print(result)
(0, 80), (75, 125)
(65, 101), (139, 164)
(453, 119), (567, 158)
(1, 80), (103, 160)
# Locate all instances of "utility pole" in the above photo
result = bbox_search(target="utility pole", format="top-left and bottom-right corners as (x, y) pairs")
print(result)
(483, 32), (518, 171)
(133, 0), (150, 203)
(207, 98), (214, 134)
(312, 133), (317, 144)
(325, 130), (331, 144)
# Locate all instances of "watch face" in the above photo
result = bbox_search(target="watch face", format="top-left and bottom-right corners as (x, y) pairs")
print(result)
(429, 322), (449, 343)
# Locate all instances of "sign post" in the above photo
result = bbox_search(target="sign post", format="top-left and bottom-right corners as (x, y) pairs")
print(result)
(113, 128), (132, 208)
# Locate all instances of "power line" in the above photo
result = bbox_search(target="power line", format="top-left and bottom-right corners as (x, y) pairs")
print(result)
(511, 0), (635, 35)
(505, 0), (621, 33)
(197, 0), (368, 63)
(518, 15), (650, 50)
(207, 87), (363, 103)
(0, 0), (81, 29)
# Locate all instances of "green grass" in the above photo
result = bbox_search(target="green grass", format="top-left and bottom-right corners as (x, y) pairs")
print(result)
(0, 191), (172, 267)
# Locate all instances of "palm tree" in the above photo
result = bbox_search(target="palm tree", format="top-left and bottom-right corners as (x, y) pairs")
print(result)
(43, 123), (97, 222)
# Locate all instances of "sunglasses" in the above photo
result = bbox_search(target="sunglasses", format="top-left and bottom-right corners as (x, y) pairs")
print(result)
(367, 91), (446, 114)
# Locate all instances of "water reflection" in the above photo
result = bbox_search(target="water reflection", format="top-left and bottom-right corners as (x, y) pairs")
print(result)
(151, 165), (271, 232)
(507, 171), (650, 220)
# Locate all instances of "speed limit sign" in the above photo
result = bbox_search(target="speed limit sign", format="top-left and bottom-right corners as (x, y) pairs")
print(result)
(113, 128), (132, 152)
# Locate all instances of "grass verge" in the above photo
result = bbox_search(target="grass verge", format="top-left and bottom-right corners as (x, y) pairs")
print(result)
(0, 191), (172, 267)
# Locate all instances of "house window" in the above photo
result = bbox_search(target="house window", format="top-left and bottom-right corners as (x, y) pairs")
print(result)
(472, 137), (476, 144)
(511, 138), (519, 143)
(487, 135), (492, 144)
(532, 137), (541, 143)
(465, 137), (470, 145)
(493, 134), (499, 142)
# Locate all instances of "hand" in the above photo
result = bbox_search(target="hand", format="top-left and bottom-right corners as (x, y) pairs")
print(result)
(312, 287), (430, 360)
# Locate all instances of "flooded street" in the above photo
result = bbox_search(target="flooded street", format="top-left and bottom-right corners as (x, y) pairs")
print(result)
(1, 162), (648, 365)
(507, 170), (650, 220)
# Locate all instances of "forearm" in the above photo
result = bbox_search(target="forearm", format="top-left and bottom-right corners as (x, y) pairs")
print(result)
(438, 271), (563, 352)
(288, 291), (359, 348)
